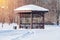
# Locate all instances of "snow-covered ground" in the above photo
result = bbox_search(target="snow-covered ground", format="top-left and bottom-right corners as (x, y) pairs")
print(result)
(0, 24), (60, 40)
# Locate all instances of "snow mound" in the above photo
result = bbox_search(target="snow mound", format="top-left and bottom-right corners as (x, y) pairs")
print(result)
(0, 23), (19, 30)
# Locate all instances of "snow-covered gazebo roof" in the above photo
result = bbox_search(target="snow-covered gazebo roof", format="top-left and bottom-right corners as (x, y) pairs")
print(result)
(14, 4), (49, 13)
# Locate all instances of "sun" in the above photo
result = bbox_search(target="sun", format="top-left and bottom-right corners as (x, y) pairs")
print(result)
(0, 0), (8, 8)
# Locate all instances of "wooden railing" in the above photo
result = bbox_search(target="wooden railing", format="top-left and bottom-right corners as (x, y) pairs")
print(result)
(20, 23), (44, 29)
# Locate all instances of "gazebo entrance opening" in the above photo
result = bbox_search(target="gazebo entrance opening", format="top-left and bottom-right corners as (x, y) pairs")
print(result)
(19, 11), (44, 29)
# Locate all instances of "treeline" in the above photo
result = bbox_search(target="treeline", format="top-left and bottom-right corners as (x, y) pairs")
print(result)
(0, 0), (60, 24)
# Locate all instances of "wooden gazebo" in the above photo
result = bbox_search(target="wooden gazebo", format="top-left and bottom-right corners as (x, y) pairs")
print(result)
(14, 4), (49, 29)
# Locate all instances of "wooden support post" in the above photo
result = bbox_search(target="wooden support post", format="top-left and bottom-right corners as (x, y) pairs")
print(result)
(19, 14), (21, 28)
(31, 12), (33, 29)
(43, 14), (44, 29)
(42, 13), (44, 29)
(40, 12), (44, 29)
(57, 11), (59, 25)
